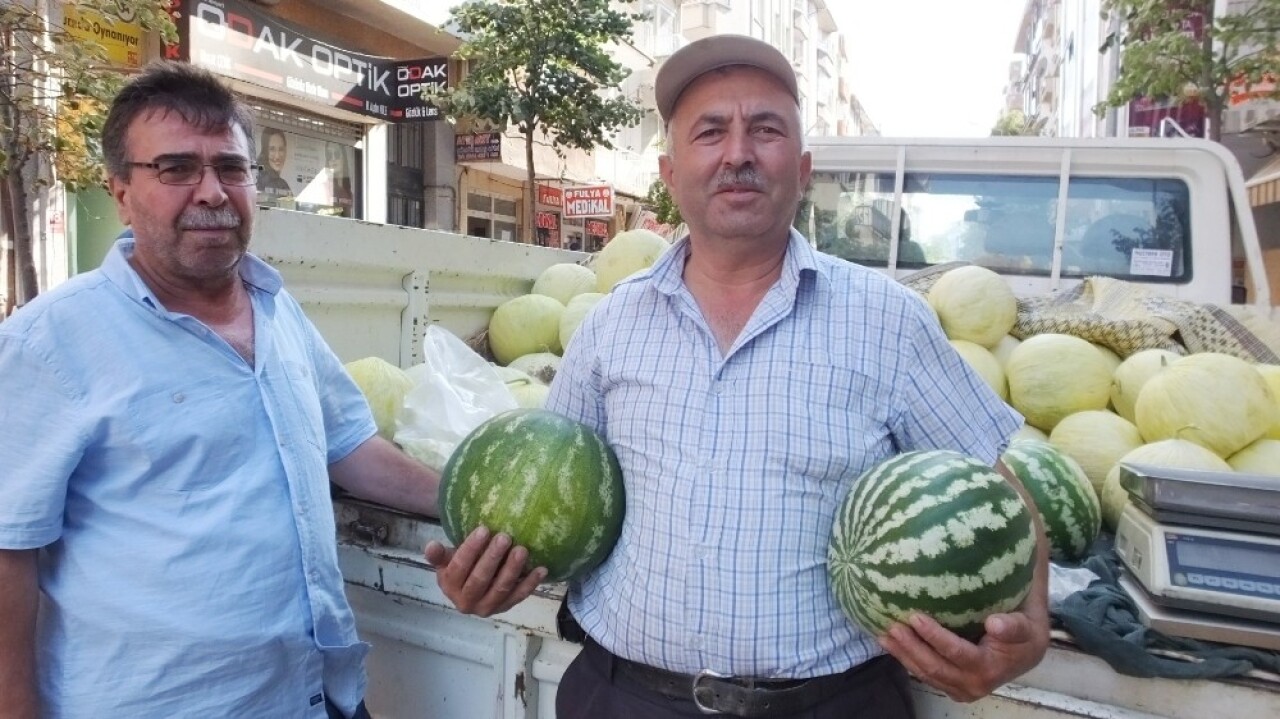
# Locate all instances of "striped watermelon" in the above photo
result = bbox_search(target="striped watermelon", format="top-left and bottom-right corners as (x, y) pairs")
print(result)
(440, 409), (625, 582)
(828, 450), (1037, 640)
(1000, 439), (1100, 562)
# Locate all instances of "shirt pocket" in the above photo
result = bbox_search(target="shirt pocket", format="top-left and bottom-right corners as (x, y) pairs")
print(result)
(763, 362), (896, 485)
(125, 376), (256, 492)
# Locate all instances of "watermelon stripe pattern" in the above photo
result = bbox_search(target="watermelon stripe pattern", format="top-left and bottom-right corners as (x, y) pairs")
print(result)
(1000, 439), (1101, 562)
(440, 409), (625, 583)
(828, 450), (1037, 640)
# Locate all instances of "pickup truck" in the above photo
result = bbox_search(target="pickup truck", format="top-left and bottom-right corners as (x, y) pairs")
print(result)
(252, 136), (1280, 718)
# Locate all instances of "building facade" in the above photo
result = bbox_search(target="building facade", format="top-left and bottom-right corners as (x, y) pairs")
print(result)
(1004, 0), (1280, 301)
(4, 0), (880, 310)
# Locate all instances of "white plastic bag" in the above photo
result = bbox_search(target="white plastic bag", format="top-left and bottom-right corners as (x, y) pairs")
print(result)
(1049, 562), (1100, 608)
(394, 326), (517, 473)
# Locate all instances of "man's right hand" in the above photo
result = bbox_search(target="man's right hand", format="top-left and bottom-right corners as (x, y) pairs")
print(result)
(424, 526), (547, 616)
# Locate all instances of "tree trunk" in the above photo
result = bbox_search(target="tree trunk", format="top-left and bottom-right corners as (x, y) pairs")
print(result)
(6, 171), (39, 308)
(0, 180), (14, 318)
(1203, 17), (1222, 143)
(524, 124), (537, 244)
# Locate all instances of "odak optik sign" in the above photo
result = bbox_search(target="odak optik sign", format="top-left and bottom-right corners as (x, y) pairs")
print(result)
(175, 0), (445, 122)
(393, 60), (447, 119)
(563, 185), (614, 219)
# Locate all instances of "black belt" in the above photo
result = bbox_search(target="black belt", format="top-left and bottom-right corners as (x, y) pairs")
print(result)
(584, 637), (888, 718)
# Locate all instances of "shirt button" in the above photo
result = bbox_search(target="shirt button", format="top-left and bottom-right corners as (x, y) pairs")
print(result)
(171, 392), (185, 403)
(690, 635), (702, 649)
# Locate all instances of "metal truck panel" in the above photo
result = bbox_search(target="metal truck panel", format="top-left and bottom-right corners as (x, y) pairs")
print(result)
(335, 499), (1280, 718)
(251, 208), (587, 367)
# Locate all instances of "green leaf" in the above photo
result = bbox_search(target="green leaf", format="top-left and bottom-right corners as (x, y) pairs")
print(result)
(1096, 0), (1280, 135)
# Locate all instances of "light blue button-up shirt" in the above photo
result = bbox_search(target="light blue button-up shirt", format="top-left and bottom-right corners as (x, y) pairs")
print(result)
(546, 231), (1022, 678)
(0, 239), (376, 718)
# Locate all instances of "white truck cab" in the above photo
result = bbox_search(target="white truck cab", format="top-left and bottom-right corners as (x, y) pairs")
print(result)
(798, 136), (1272, 308)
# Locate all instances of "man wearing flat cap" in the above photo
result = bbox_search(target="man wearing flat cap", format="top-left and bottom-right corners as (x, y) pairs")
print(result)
(428, 34), (1050, 718)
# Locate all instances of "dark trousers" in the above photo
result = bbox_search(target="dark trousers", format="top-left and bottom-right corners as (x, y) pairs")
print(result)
(555, 639), (915, 719)
(324, 698), (372, 719)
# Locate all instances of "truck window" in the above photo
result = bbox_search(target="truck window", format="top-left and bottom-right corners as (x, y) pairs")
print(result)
(1062, 178), (1191, 282)
(800, 170), (1192, 283)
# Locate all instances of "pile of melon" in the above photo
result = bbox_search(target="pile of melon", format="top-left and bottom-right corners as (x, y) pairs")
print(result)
(482, 229), (669, 407)
(925, 265), (1280, 535)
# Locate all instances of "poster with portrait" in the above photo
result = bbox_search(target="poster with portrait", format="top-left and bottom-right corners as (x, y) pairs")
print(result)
(256, 125), (360, 218)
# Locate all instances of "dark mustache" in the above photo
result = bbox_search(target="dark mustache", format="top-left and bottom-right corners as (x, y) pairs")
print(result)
(714, 166), (764, 191)
(178, 207), (241, 230)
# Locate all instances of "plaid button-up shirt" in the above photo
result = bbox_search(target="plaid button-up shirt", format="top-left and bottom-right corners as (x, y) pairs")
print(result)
(547, 230), (1021, 678)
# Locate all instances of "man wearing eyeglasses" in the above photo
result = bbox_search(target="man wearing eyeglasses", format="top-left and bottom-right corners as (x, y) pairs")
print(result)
(0, 63), (440, 719)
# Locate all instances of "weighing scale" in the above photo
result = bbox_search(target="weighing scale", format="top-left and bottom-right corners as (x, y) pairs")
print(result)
(1112, 462), (1280, 649)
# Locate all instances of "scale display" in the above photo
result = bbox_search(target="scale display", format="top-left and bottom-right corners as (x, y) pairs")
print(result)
(1114, 504), (1280, 624)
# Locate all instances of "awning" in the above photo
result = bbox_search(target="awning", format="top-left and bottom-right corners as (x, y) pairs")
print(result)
(1246, 153), (1280, 207)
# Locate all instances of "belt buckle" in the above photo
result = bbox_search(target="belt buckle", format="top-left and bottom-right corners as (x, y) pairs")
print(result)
(691, 668), (730, 715)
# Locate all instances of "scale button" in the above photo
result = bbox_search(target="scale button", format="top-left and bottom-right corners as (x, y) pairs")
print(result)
(1259, 584), (1276, 596)
(1173, 573), (1188, 586)
(1186, 573), (1205, 586)
(1239, 580), (1257, 592)
(1221, 578), (1239, 590)
(1203, 576), (1222, 588)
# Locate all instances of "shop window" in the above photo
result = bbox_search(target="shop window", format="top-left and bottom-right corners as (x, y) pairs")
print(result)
(467, 192), (520, 242)
(585, 218), (611, 251)
(563, 217), (585, 251)
(388, 124), (426, 228)
(251, 104), (364, 220)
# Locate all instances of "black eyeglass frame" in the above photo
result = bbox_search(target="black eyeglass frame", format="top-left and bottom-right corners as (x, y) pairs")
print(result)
(124, 159), (263, 187)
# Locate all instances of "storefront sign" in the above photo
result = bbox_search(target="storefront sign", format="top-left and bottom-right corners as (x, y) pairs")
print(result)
(535, 211), (561, 247)
(633, 208), (676, 239)
(173, 0), (446, 122)
(1230, 72), (1279, 107)
(585, 219), (609, 238)
(538, 184), (563, 208)
(64, 5), (144, 68)
(455, 132), (502, 161)
(563, 185), (615, 219)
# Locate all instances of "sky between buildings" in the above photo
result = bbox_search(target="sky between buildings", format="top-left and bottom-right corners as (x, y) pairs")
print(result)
(834, 0), (1028, 137)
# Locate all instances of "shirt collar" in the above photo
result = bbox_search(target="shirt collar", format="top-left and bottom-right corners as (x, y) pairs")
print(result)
(101, 234), (283, 306)
(649, 227), (824, 297)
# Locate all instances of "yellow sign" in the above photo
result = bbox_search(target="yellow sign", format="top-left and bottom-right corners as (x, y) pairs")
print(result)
(63, 5), (145, 69)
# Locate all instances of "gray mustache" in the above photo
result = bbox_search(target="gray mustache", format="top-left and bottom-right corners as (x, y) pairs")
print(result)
(178, 208), (241, 230)
(714, 167), (764, 191)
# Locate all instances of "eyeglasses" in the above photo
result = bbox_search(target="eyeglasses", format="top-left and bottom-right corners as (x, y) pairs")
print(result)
(125, 159), (261, 186)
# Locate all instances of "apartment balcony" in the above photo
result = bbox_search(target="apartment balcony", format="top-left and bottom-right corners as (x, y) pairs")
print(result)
(595, 147), (656, 198)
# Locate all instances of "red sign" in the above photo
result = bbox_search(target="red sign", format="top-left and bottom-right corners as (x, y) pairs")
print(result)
(585, 219), (609, 237)
(1230, 72), (1279, 107)
(535, 210), (561, 247)
(537, 185), (563, 207)
(634, 209), (675, 238)
(563, 184), (614, 218)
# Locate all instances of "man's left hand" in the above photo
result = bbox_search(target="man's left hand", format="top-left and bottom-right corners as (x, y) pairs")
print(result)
(878, 608), (1049, 703)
